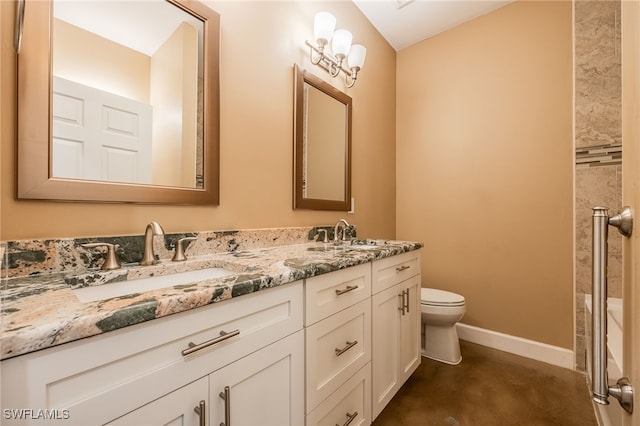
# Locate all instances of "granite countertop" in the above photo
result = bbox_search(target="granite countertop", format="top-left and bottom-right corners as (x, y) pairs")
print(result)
(1, 239), (422, 360)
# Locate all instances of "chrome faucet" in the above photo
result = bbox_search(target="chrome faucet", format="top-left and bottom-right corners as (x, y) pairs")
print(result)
(140, 221), (165, 266)
(333, 219), (351, 242)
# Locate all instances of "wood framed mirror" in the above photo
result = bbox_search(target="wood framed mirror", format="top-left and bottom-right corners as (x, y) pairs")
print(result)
(293, 65), (352, 211)
(16, 0), (220, 204)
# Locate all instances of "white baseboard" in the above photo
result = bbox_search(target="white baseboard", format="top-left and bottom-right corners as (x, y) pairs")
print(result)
(456, 323), (575, 370)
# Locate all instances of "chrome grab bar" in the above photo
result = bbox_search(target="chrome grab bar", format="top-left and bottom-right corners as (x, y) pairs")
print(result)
(591, 206), (634, 414)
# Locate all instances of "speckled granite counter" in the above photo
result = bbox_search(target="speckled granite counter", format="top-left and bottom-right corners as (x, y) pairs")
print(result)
(1, 239), (422, 360)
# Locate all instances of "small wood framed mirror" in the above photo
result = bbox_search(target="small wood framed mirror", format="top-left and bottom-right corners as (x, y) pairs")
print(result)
(293, 65), (352, 211)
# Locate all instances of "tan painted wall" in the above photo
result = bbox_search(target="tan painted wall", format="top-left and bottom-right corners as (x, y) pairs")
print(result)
(396, 1), (574, 348)
(151, 22), (198, 187)
(1, 1), (396, 240)
(53, 19), (151, 103)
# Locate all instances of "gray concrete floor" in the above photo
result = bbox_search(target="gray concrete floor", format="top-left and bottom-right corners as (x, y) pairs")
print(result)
(373, 341), (598, 426)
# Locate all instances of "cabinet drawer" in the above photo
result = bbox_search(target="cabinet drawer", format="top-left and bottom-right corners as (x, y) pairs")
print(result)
(306, 363), (371, 426)
(1, 282), (303, 426)
(305, 263), (371, 326)
(372, 250), (421, 294)
(306, 298), (371, 412)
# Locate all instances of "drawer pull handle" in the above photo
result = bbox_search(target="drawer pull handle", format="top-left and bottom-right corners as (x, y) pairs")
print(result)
(194, 400), (206, 426)
(335, 411), (359, 426)
(335, 340), (358, 356)
(219, 386), (231, 426)
(404, 289), (410, 314)
(398, 290), (409, 315)
(181, 329), (240, 356)
(335, 285), (358, 296)
(396, 265), (410, 272)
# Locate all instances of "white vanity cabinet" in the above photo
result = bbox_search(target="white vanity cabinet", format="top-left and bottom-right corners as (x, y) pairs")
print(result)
(304, 263), (373, 426)
(1, 282), (304, 426)
(1, 247), (423, 426)
(371, 251), (421, 419)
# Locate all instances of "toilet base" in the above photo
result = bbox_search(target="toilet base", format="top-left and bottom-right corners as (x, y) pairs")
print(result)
(421, 349), (462, 365)
(422, 323), (462, 365)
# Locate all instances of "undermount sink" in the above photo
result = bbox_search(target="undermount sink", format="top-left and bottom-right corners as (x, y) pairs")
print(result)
(348, 244), (380, 250)
(72, 267), (235, 303)
(347, 240), (384, 250)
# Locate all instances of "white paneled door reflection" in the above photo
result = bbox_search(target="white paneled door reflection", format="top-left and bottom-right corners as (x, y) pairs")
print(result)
(52, 76), (152, 184)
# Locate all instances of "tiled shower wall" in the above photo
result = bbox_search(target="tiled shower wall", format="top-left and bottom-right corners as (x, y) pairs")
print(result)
(574, 0), (622, 371)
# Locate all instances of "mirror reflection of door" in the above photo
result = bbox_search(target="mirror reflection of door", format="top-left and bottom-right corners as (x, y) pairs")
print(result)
(303, 83), (347, 202)
(52, 0), (204, 188)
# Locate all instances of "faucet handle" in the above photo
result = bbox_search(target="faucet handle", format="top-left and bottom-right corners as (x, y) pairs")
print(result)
(172, 237), (197, 262)
(82, 243), (121, 270)
(316, 229), (329, 243)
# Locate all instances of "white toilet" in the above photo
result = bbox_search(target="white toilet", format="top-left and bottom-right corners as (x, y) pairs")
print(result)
(420, 288), (466, 365)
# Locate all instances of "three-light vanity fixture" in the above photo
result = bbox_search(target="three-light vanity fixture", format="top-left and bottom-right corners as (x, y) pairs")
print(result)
(305, 12), (367, 88)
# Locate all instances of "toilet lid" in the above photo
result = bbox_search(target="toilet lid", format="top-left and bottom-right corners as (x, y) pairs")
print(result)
(421, 288), (465, 307)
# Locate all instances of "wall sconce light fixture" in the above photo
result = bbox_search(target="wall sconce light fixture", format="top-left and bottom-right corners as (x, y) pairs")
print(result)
(305, 12), (366, 88)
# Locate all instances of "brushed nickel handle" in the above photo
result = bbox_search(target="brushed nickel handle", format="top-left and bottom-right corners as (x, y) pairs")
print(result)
(14, 0), (25, 53)
(335, 285), (358, 296)
(172, 236), (197, 262)
(182, 329), (240, 356)
(404, 289), (410, 314)
(398, 293), (405, 315)
(335, 340), (357, 356)
(219, 386), (231, 426)
(82, 243), (121, 270)
(335, 411), (358, 426)
(194, 400), (206, 426)
(591, 207), (634, 414)
(396, 265), (410, 272)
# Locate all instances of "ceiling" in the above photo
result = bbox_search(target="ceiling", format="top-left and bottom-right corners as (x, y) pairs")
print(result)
(54, 1), (202, 56)
(352, 0), (515, 51)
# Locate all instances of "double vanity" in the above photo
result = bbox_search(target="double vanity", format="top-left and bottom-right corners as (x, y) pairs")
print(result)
(1, 230), (422, 426)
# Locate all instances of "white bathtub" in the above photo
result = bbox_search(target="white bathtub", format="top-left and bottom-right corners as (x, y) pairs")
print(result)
(584, 295), (623, 426)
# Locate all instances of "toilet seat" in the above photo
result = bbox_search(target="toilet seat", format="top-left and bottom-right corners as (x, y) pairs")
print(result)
(421, 288), (465, 307)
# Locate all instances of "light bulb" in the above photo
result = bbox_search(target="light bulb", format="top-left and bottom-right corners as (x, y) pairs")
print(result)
(331, 29), (352, 60)
(314, 12), (336, 47)
(347, 44), (366, 69)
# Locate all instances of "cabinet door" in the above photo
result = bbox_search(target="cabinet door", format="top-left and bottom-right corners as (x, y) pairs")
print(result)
(106, 377), (208, 426)
(399, 275), (421, 383)
(209, 330), (304, 426)
(371, 284), (401, 419)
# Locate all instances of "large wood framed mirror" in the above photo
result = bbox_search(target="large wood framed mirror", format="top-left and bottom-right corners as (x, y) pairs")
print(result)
(17, 0), (220, 204)
(293, 65), (352, 211)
